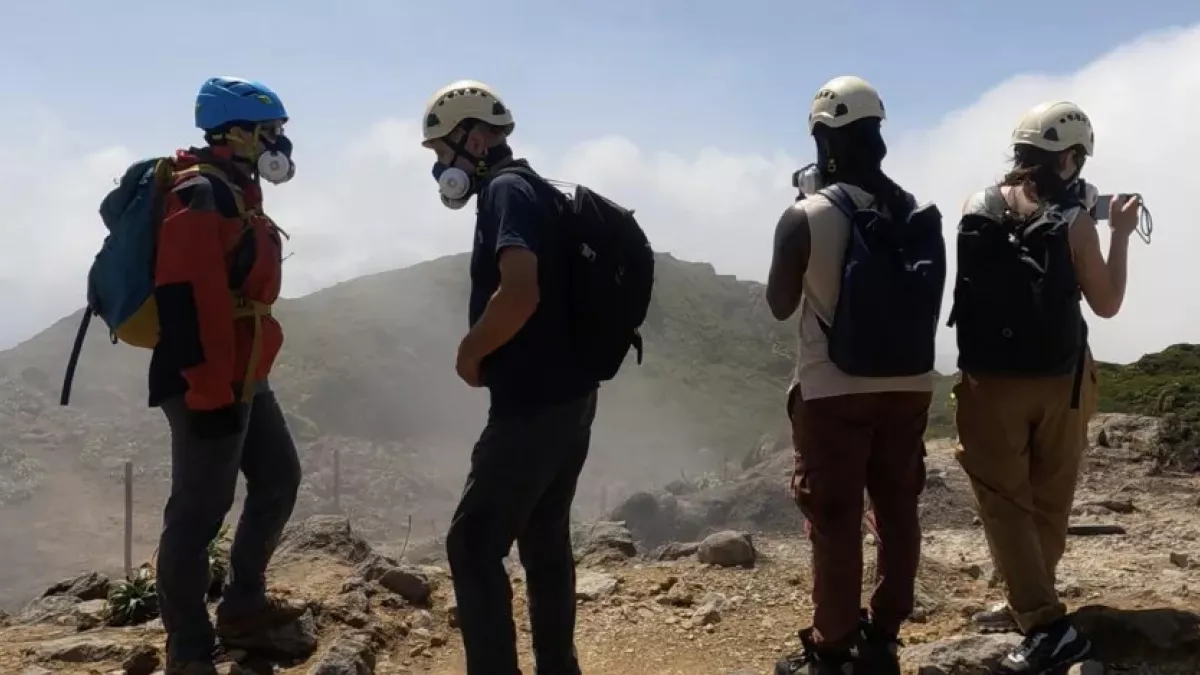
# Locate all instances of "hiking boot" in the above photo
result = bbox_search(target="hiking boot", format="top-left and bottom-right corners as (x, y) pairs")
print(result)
(999, 617), (1092, 674)
(165, 660), (219, 675)
(856, 611), (901, 675)
(973, 602), (1020, 633)
(774, 627), (856, 675)
(215, 596), (307, 639)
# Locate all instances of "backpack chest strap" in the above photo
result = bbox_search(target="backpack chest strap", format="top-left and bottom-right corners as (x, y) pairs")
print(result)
(231, 295), (271, 403)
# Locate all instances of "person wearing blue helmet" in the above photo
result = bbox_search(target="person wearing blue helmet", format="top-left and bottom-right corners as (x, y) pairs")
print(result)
(152, 76), (302, 675)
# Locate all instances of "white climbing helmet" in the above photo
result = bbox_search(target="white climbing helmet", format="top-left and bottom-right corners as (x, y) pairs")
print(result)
(422, 79), (515, 143)
(1011, 101), (1095, 156)
(808, 76), (886, 134)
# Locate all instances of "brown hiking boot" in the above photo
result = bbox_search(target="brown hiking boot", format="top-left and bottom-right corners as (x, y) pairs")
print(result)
(215, 596), (307, 639)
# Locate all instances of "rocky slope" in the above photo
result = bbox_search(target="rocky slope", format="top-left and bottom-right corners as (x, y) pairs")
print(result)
(1, 413), (1197, 674)
(0, 253), (794, 609)
(0, 252), (962, 612)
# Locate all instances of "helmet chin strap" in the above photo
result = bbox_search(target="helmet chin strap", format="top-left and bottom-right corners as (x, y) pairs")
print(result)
(443, 121), (491, 178)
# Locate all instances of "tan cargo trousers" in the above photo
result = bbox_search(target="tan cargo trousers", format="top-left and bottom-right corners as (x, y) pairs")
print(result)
(953, 352), (1098, 632)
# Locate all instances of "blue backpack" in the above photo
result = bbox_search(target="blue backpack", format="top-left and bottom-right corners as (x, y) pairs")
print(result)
(59, 157), (239, 405)
(814, 184), (947, 377)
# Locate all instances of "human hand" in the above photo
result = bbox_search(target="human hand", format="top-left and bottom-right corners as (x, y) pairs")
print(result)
(1108, 193), (1142, 238)
(455, 338), (484, 388)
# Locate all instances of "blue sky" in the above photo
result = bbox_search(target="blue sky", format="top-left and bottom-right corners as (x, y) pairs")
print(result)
(1, 1), (1198, 361)
(6, 0), (1196, 154)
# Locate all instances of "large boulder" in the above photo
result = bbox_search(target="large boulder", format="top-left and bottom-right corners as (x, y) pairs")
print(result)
(572, 520), (637, 563)
(902, 607), (1200, 674)
(40, 571), (110, 602)
(900, 634), (1023, 675)
(276, 515), (373, 565)
(697, 531), (756, 568)
(1072, 605), (1200, 665)
(220, 608), (319, 662)
(307, 636), (376, 675)
(609, 475), (795, 549)
(1089, 413), (1163, 453)
(17, 596), (89, 626)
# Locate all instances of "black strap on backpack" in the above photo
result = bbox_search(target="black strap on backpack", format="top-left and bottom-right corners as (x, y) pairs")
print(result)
(809, 183), (946, 378)
(493, 165), (654, 382)
(949, 186), (1085, 376)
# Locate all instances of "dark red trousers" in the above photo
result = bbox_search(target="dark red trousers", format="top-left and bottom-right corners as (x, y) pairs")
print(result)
(789, 388), (932, 647)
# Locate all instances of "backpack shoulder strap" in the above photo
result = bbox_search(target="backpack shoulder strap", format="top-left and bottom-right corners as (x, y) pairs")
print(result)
(961, 186), (1007, 220)
(172, 162), (248, 216)
(493, 164), (576, 220)
(815, 184), (859, 220)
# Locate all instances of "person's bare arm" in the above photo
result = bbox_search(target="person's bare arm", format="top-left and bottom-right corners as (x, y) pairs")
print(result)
(1069, 210), (1129, 319)
(460, 247), (540, 359)
(766, 204), (812, 320)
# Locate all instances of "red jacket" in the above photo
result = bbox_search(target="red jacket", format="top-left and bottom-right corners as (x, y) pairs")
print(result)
(150, 147), (285, 411)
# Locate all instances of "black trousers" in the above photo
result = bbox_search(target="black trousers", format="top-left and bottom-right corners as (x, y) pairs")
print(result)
(156, 389), (302, 663)
(446, 390), (598, 675)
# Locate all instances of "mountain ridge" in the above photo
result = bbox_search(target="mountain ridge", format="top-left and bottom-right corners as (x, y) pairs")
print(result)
(0, 251), (807, 608)
(1, 250), (1194, 613)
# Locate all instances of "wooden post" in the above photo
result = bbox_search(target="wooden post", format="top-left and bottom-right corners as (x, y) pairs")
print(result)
(123, 461), (133, 580)
(332, 446), (341, 514)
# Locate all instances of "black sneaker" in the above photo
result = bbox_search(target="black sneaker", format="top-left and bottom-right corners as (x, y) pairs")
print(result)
(1000, 618), (1092, 674)
(774, 627), (856, 675)
(856, 611), (901, 675)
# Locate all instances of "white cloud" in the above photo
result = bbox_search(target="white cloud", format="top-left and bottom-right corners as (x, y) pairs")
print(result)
(1, 24), (1197, 364)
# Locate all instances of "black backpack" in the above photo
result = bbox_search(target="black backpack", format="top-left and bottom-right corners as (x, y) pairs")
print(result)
(948, 186), (1085, 375)
(815, 184), (947, 377)
(500, 167), (655, 382)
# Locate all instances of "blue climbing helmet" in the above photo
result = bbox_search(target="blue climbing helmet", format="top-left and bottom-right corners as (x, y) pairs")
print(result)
(194, 76), (288, 130)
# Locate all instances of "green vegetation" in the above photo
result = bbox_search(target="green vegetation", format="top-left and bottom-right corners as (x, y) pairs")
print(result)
(105, 567), (157, 627)
(1097, 344), (1200, 418)
(207, 523), (231, 601)
(1097, 343), (1200, 470)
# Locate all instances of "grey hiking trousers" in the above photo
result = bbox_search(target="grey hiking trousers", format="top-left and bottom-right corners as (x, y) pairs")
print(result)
(156, 387), (301, 663)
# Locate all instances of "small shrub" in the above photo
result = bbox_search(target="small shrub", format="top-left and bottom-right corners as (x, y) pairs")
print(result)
(106, 566), (158, 626)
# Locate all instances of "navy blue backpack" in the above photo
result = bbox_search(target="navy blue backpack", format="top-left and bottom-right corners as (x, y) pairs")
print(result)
(815, 184), (947, 377)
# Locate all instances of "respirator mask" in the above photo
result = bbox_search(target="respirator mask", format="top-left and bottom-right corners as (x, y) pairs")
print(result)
(430, 134), (514, 210)
(257, 133), (296, 185)
(432, 162), (473, 210)
(790, 163), (825, 201)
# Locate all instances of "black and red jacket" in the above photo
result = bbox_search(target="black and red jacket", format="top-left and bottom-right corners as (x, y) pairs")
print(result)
(149, 147), (285, 411)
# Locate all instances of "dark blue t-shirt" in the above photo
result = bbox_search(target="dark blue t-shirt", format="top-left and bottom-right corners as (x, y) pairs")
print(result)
(469, 164), (595, 411)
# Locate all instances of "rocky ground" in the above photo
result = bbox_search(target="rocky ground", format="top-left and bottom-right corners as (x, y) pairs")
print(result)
(1, 413), (1198, 675)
